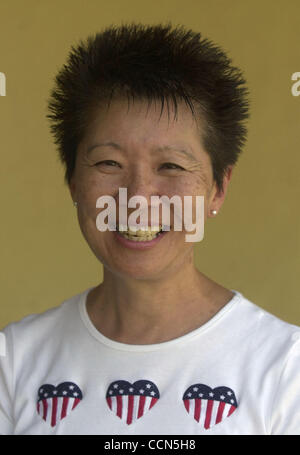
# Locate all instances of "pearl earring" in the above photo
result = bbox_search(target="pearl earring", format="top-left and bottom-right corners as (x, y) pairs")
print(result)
(211, 210), (217, 216)
(74, 201), (78, 207)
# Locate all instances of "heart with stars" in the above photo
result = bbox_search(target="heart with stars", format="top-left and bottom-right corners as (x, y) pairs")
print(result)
(106, 379), (160, 425)
(36, 381), (83, 427)
(182, 383), (238, 429)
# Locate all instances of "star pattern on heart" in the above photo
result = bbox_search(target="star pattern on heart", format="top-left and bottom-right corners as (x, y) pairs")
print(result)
(182, 383), (238, 429)
(36, 381), (83, 427)
(106, 379), (160, 425)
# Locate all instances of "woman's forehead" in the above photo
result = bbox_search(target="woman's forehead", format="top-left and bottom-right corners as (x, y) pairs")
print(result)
(91, 95), (200, 126)
(81, 97), (205, 155)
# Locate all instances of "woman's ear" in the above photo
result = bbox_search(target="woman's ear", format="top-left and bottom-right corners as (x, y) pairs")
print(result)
(225, 165), (234, 183)
(209, 165), (234, 216)
(69, 177), (77, 205)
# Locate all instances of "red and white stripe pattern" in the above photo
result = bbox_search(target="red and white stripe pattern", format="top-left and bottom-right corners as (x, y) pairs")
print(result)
(183, 384), (238, 429)
(37, 382), (82, 427)
(106, 379), (160, 425)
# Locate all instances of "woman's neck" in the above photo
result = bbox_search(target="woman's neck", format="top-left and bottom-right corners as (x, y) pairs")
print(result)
(86, 258), (234, 345)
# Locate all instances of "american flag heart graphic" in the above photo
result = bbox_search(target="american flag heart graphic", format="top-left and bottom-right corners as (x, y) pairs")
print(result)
(183, 383), (238, 429)
(106, 379), (160, 425)
(37, 381), (83, 427)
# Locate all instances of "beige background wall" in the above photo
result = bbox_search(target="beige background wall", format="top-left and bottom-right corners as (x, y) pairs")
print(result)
(0, 0), (299, 329)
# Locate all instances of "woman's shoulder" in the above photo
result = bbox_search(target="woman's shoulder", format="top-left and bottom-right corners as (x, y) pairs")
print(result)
(236, 290), (300, 328)
(232, 289), (300, 352)
(0, 287), (89, 342)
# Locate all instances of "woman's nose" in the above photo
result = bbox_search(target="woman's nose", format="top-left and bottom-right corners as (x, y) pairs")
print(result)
(125, 166), (158, 201)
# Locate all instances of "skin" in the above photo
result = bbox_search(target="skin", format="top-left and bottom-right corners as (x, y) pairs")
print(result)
(70, 96), (234, 345)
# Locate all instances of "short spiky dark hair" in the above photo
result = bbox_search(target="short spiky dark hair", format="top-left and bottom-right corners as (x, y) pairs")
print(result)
(47, 21), (250, 192)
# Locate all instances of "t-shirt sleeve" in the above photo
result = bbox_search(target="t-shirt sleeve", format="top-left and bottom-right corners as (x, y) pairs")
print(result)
(0, 325), (14, 435)
(270, 335), (300, 435)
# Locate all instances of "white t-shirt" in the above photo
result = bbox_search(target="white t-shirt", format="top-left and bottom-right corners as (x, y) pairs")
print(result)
(0, 287), (300, 435)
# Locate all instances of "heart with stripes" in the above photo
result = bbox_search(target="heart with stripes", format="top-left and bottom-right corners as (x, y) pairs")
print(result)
(183, 383), (238, 429)
(106, 379), (160, 425)
(37, 381), (83, 427)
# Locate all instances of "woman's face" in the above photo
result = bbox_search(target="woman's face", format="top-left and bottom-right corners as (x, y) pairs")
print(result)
(70, 97), (230, 280)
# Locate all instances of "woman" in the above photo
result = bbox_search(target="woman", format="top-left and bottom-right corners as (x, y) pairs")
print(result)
(1, 22), (299, 435)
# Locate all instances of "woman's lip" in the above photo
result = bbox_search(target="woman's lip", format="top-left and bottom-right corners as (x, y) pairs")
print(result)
(116, 225), (171, 231)
(113, 229), (168, 250)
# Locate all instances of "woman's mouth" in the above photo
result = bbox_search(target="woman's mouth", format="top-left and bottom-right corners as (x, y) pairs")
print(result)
(113, 224), (170, 249)
(116, 225), (165, 242)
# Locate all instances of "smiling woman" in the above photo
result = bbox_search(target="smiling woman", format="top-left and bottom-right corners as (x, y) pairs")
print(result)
(0, 22), (300, 436)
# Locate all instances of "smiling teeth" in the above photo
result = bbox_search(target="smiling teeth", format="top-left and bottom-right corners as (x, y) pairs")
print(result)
(117, 224), (163, 241)
(121, 234), (159, 241)
(118, 225), (162, 236)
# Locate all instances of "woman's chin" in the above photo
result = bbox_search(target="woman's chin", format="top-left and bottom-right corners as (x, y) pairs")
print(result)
(89, 230), (185, 280)
(110, 262), (168, 281)
(98, 253), (172, 280)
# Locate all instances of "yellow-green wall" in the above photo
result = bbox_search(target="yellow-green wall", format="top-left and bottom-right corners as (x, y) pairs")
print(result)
(1, 0), (299, 329)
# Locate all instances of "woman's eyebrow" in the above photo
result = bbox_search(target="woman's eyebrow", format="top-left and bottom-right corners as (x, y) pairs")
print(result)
(154, 145), (198, 162)
(87, 142), (198, 162)
(87, 142), (122, 154)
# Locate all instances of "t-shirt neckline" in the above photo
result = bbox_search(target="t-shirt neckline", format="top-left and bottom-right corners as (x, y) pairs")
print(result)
(78, 286), (242, 352)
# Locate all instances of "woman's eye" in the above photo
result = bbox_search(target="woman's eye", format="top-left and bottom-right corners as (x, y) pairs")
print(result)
(95, 160), (120, 167)
(94, 161), (184, 170)
(160, 162), (185, 170)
